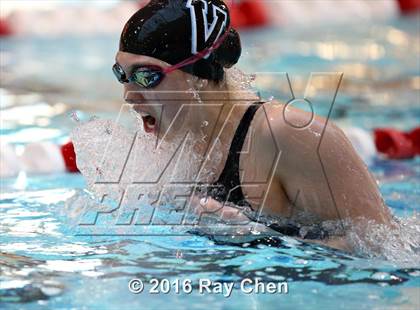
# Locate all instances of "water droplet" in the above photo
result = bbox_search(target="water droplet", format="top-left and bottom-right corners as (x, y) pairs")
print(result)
(69, 110), (80, 122)
(409, 270), (420, 277)
(371, 272), (390, 280)
(294, 259), (308, 265)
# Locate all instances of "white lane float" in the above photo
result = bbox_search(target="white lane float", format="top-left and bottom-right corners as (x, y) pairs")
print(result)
(1, 126), (418, 178)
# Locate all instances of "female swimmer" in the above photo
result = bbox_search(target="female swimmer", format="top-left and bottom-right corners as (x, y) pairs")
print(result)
(113, 0), (394, 251)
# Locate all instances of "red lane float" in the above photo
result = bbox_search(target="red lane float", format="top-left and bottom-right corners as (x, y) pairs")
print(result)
(406, 127), (420, 155)
(60, 141), (79, 173)
(397, 0), (420, 14)
(0, 18), (13, 37)
(228, 0), (268, 29)
(374, 127), (420, 159)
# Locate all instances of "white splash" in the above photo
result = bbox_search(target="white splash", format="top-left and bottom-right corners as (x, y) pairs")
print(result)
(70, 111), (224, 210)
(347, 214), (420, 264)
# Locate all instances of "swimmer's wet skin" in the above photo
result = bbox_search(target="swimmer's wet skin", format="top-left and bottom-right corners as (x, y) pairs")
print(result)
(113, 0), (395, 252)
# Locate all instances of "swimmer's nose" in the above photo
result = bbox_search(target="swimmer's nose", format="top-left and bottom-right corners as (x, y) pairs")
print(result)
(123, 87), (146, 104)
(124, 97), (145, 105)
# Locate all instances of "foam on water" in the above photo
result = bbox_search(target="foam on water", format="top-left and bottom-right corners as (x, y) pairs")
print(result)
(347, 215), (420, 264)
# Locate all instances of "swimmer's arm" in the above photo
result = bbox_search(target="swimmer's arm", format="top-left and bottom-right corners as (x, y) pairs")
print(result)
(189, 195), (355, 252)
(259, 103), (393, 225)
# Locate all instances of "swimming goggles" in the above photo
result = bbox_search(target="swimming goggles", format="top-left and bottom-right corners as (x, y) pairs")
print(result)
(113, 27), (231, 88)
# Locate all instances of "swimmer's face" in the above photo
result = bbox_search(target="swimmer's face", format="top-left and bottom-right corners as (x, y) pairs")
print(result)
(115, 51), (204, 136)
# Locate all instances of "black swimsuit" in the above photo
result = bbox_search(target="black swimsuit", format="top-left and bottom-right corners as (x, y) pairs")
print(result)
(207, 102), (263, 207)
(205, 102), (331, 240)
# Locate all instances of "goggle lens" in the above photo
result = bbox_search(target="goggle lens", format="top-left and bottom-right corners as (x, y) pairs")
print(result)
(132, 67), (164, 88)
(112, 63), (128, 83)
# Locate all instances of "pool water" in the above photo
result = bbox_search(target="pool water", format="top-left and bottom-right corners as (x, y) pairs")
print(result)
(1, 16), (419, 310)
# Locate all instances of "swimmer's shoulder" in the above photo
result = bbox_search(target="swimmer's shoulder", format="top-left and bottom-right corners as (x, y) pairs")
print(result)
(253, 100), (347, 152)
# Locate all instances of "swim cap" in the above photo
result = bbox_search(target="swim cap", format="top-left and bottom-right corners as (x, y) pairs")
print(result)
(119, 0), (241, 82)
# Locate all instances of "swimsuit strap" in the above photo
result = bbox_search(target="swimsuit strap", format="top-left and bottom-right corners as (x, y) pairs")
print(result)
(210, 101), (264, 206)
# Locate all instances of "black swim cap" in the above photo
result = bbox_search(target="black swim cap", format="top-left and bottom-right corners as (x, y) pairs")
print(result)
(119, 0), (241, 82)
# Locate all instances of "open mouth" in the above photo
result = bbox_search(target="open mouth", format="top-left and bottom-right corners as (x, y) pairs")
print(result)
(137, 111), (157, 133)
(127, 100), (158, 134)
(142, 114), (156, 133)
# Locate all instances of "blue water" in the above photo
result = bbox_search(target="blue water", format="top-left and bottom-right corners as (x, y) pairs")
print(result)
(1, 16), (419, 309)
